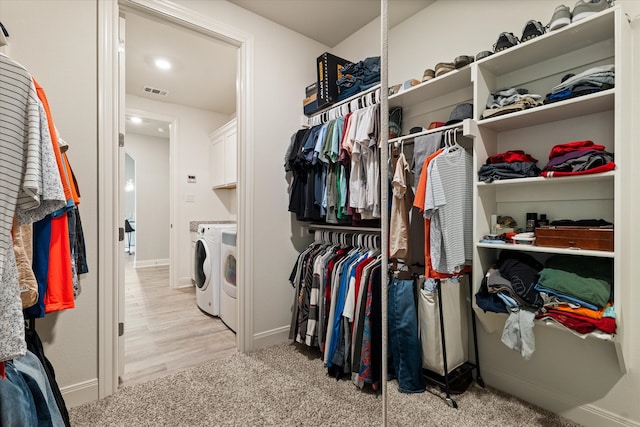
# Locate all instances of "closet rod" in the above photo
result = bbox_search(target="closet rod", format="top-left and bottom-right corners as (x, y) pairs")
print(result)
(305, 84), (381, 127)
(389, 124), (463, 148)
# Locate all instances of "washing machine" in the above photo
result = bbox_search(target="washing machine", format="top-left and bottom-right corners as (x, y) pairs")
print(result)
(193, 223), (235, 316)
(219, 229), (238, 332)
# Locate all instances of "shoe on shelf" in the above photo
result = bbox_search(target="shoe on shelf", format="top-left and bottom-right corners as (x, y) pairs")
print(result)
(548, 4), (571, 31)
(422, 68), (435, 82)
(454, 55), (474, 69)
(475, 50), (494, 61)
(493, 32), (519, 52)
(434, 62), (455, 77)
(572, 0), (612, 23)
(521, 20), (546, 41)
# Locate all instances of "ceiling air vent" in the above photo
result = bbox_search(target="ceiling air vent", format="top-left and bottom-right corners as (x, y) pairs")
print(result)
(143, 86), (168, 97)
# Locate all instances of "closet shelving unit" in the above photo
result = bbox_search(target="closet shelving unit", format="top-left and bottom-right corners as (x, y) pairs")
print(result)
(470, 6), (631, 371)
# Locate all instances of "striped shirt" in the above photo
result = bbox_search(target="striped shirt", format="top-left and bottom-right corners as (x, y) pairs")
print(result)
(0, 53), (40, 361)
(424, 147), (473, 274)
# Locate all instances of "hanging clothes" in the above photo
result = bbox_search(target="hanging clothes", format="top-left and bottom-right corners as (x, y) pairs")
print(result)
(288, 232), (382, 389)
(285, 103), (381, 226)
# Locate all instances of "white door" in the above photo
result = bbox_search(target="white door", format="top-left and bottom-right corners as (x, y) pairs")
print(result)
(117, 15), (127, 382)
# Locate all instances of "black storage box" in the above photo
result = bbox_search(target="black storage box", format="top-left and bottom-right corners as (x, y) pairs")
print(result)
(316, 52), (352, 108)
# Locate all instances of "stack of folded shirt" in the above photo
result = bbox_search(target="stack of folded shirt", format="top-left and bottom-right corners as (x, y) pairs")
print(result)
(336, 56), (380, 101)
(481, 88), (543, 119)
(541, 140), (615, 177)
(535, 255), (616, 335)
(478, 150), (541, 182)
(544, 64), (614, 104)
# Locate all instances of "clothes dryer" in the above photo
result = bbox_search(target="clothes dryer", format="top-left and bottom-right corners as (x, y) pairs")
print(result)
(194, 223), (235, 316)
(219, 229), (238, 332)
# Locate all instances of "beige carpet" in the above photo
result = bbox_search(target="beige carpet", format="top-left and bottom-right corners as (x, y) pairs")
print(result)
(69, 342), (580, 426)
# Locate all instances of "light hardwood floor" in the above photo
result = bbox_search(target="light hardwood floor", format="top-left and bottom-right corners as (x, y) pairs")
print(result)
(120, 255), (237, 387)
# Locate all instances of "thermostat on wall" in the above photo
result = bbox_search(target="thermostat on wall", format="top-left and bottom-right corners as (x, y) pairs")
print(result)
(187, 174), (196, 183)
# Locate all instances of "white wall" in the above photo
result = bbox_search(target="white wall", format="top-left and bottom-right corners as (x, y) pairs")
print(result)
(334, 1), (640, 426)
(0, 0), (99, 406)
(126, 94), (233, 284)
(126, 132), (170, 264)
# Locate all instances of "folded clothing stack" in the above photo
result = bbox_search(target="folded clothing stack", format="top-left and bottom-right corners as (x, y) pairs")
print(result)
(336, 56), (380, 102)
(544, 64), (614, 104)
(481, 88), (543, 119)
(535, 254), (616, 335)
(478, 150), (541, 183)
(541, 140), (614, 177)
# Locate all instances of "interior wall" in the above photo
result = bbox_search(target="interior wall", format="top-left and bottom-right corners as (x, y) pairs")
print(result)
(333, 1), (640, 426)
(125, 132), (170, 264)
(0, 0), (100, 406)
(126, 94), (233, 284)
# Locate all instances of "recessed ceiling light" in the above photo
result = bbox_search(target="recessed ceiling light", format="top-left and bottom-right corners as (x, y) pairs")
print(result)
(154, 58), (172, 70)
(130, 117), (142, 124)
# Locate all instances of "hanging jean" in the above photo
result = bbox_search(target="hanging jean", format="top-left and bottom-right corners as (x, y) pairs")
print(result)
(388, 276), (425, 393)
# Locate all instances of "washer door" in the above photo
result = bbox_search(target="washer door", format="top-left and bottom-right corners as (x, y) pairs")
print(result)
(194, 238), (211, 291)
(221, 250), (237, 298)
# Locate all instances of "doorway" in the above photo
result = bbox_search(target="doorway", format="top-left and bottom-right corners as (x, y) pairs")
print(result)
(117, 8), (241, 386)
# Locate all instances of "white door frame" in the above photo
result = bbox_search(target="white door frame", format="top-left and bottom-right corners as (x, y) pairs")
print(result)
(98, 0), (255, 398)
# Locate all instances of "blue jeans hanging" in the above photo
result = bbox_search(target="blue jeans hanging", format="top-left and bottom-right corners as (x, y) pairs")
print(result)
(388, 276), (425, 393)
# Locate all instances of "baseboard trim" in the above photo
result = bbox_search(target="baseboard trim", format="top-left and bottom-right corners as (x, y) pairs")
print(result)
(176, 276), (194, 288)
(484, 367), (639, 427)
(61, 378), (99, 408)
(134, 258), (170, 268)
(252, 325), (289, 350)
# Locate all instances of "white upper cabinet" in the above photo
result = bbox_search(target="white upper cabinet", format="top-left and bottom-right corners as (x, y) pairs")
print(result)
(209, 118), (237, 189)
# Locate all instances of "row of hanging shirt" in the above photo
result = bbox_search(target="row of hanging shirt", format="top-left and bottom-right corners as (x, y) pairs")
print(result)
(390, 127), (473, 278)
(0, 47), (88, 368)
(284, 88), (381, 226)
(288, 230), (384, 390)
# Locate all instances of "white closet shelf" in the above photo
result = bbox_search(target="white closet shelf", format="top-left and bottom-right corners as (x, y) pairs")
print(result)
(476, 89), (614, 132)
(476, 242), (614, 258)
(306, 223), (381, 233)
(475, 6), (616, 75)
(476, 171), (615, 188)
(389, 67), (472, 109)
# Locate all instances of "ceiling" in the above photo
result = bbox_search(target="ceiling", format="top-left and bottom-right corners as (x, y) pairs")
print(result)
(124, 1), (433, 137)
(227, 0), (434, 48)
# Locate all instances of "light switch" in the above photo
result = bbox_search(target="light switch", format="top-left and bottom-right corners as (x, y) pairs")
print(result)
(187, 174), (196, 183)
(185, 193), (195, 202)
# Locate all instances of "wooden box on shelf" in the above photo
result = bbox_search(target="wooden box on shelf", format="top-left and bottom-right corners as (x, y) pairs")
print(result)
(535, 226), (614, 251)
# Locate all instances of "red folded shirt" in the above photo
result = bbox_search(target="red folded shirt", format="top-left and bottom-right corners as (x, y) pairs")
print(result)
(486, 150), (537, 164)
(537, 308), (616, 334)
(548, 140), (606, 159)
(541, 162), (615, 177)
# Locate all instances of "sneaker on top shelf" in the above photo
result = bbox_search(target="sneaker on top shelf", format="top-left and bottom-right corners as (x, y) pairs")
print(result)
(571, 0), (612, 23)
(548, 4), (571, 31)
(521, 20), (546, 41)
(493, 32), (519, 52)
